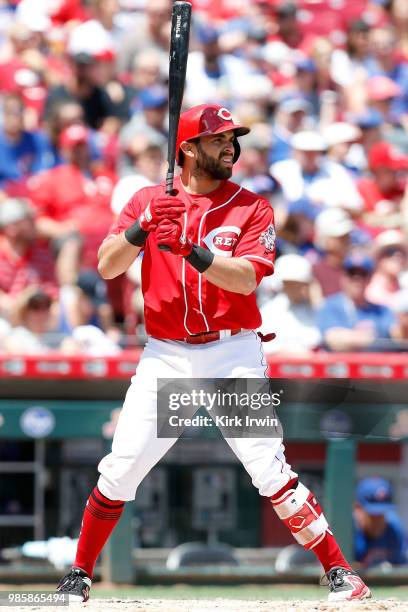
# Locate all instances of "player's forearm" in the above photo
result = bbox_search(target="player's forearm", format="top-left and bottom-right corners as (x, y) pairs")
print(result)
(98, 233), (142, 279)
(203, 257), (256, 295)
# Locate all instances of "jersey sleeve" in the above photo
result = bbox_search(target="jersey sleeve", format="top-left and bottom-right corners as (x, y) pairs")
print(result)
(234, 199), (276, 278)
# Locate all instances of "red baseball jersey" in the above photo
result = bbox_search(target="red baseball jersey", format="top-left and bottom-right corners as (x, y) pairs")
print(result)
(106, 177), (276, 339)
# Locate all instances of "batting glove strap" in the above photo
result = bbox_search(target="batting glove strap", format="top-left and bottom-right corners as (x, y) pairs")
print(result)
(185, 244), (214, 273)
(124, 220), (149, 247)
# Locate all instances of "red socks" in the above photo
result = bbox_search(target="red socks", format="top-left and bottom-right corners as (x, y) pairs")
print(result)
(312, 531), (352, 573)
(74, 486), (125, 578)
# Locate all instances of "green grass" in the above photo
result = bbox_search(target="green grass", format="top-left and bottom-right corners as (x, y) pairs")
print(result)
(91, 584), (408, 601)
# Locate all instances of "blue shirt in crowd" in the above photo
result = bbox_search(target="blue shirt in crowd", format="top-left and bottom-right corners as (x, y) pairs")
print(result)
(0, 130), (50, 185)
(317, 293), (395, 340)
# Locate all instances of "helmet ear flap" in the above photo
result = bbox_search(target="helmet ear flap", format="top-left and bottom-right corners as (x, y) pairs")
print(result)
(233, 138), (241, 163)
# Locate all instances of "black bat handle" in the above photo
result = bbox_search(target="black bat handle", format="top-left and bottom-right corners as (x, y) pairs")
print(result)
(158, 170), (174, 250)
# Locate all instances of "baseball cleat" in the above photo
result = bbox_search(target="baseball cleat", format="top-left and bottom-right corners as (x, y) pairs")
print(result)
(326, 566), (371, 601)
(56, 567), (91, 602)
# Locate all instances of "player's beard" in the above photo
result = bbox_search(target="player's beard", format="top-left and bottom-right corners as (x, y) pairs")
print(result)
(193, 143), (233, 180)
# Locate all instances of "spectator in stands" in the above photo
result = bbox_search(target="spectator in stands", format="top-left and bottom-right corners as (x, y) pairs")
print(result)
(0, 198), (57, 319)
(292, 58), (320, 118)
(0, 94), (49, 187)
(390, 290), (408, 349)
(367, 230), (408, 308)
(117, 0), (172, 73)
(120, 85), (167, 153)
(259, 254), (321, 355)
(322, 122), (362, 175)
(128, 49), (165, 103)
(358, 141), (408, 231)
(354, 478), (407, 568)
(275, 197), (319, 259)
(330, 19), (372, 89)
(184, 22), (260, 108)
(58, 269), (115, 335)
(269, 94), (311, 164)
(3, 286), (58, 354)
(45, 52), (115, 130)
(366, 75), (403, 127)
(313, 208), (355, 299)
(317, 252), (396, 351)
(28, 124), (115, 283)
(44, 101), (103, 168)
(366, 26), (408, 117)
(111, 134), (164, 216)
(270, 131), (364, 213)
(350, 109), (383, 172)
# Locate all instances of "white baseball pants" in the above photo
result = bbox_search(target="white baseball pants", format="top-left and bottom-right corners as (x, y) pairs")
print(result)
(97, 331), (297, 501)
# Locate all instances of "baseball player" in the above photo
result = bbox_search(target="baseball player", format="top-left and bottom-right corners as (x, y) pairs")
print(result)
(56, 104), (371, 602)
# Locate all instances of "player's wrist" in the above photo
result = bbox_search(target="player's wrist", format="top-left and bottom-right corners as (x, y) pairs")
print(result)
(124, 219), (149, 246)
(184, 244), (214, 272)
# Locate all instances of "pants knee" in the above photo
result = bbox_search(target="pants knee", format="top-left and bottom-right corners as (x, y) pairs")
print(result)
(97, 454), (144, 502)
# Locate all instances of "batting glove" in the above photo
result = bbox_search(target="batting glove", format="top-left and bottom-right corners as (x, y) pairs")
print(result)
(155, 219), (193, 256)
(139, 194), (186, 232)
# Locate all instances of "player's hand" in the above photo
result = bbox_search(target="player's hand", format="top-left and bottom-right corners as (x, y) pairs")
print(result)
(139, 194), (185, 232)
(155, 219), (192, 256)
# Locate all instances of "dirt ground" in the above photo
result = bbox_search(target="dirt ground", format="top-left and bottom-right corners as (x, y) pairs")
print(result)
(3, 598), (407, 612)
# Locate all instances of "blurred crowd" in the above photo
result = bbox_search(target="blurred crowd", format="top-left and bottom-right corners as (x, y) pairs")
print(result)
(0, 0), (407, 354)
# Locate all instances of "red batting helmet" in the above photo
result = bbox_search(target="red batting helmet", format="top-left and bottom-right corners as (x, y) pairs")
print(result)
(176, 104), (250, 165)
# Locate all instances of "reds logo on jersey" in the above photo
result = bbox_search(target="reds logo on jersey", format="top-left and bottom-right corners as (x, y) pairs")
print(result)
(202, 226), (241, 257)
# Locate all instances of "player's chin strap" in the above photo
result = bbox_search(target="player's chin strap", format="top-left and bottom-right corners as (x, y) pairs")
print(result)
(257, 331), (276, 342)
(270, 480), (330, 549)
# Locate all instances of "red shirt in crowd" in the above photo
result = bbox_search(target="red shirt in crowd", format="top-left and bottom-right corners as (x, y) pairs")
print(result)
(358, 177), (405, 213)
(0, 237), (58, 298)
(28, 163), (115, 269)
(106, 177), (276, 339)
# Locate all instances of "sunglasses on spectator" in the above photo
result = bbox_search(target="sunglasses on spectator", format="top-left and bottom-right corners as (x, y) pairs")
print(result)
(27, 296), (52, 310)
(381, 246), (406, 258)
(345, 267), (370, 278)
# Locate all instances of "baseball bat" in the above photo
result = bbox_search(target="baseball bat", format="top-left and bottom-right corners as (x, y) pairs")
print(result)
(159, 0), (191, 251)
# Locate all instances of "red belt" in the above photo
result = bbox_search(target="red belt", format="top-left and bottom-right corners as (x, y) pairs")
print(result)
(178, 329), (243, 345)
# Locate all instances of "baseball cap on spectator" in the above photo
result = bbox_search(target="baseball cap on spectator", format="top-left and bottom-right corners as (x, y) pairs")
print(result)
(356, 478), (395, 515)
(59, 125), (89, 149)
(77, 270), (108, 306)
(288, 197), (321, 220)
(16, 2), (51, 33)
(275, 254), (312, 283)
(349, 109), (383, 130)
(366, 76), (402, 101)
(0, 198), (33, 228)
(139, 86), (167, 110)
(393, 290), (408, 314)
(68, 19), (116, 62)
(323, 122), (361, 147)
(348, 19), (371, 33)
(196, 23), (218, 45)
(277, 94), (312, 114)
(315, 208), (354, 239)
(368, 142), (408, 171)
(343, 252), (374, 274)
(373, 230), (407, 257)
(292, 131), (327, 152)
(295, 57), (317, 73)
